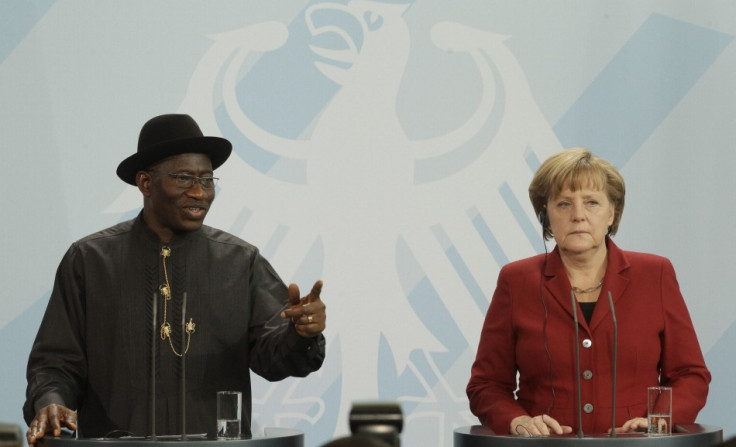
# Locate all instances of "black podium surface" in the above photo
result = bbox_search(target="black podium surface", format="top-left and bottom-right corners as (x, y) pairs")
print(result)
(38, 429), (303, 447)
(454, 425), (722, 447)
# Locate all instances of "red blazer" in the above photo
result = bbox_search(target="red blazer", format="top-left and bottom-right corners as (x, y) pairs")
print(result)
(467, 238), (710, 434)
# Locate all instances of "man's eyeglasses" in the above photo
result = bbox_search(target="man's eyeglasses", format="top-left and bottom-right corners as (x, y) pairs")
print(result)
(160, 172), (219, 190)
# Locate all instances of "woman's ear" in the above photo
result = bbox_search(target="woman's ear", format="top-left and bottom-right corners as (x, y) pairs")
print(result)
(608, 204), (615, 227)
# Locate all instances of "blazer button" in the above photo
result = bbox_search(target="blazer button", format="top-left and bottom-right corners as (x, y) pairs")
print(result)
(583, 370), (593, 380)
(583, 403), (594, 414)
(582, 339), (592, 348)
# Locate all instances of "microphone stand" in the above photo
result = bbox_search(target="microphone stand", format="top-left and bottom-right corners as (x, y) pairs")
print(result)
(570, 291), (584, 438)
(151, 292), (157, 440)
(181, 292), (187, 441)
(608, 291), (618, 437)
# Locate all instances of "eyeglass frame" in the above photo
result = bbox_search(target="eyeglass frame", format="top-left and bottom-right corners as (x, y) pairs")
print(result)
(147, 170), (219, 190)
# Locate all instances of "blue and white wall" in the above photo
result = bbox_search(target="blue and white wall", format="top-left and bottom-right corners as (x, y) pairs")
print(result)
(2, 2), (734, 446)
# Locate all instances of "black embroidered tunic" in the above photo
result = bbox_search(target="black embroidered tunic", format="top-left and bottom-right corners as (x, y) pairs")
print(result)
(25, 213), (325, 438)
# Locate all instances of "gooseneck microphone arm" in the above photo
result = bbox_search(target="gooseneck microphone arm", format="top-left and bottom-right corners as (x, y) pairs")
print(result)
(608, 291), (618, 437)
(571, 291), (584, 438)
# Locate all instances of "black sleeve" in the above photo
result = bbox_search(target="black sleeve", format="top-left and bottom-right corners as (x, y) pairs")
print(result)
(245, 252), (325, 381)
(24, 244), (87, 424)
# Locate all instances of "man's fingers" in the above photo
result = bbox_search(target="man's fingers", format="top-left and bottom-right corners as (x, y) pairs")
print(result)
(28, 415), (49, 445)
(37, 412), (50, 435)
(287, 283), (301, 306)
(27, 426), (44, 447)
(47, 405), (63, 436)
(26, 405), (78, 447)
(59, 410), (78, 431)
(307, 280), (323, 302)
(281, 283), (304, 319)
(281, 281), (324, 320)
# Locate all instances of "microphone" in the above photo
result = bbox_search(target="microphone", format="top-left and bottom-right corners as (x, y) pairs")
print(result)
(608, 291), (618, 437)
(151, 292), (157, 440)
(570, 291), (584, 438)
(181, 292), (187, 440)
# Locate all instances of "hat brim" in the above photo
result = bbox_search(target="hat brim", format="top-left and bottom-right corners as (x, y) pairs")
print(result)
(116, 136), (232, 185)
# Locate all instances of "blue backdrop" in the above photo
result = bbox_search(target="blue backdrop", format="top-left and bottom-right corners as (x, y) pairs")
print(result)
(2, 1), (734, 446)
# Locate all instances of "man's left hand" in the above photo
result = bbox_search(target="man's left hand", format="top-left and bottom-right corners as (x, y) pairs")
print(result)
(281, 280), (326, 338)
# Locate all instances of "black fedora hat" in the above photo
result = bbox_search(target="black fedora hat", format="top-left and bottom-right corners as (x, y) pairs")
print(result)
(116, 114), (232, 185)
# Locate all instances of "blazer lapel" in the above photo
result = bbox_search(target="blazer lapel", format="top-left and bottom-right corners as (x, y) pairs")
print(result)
(589, 238), (631, 330)
(541, 239), (633, 331)
(543, 248), (578, 320)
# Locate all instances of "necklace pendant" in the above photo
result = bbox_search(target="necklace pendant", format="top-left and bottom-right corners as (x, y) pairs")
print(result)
(160, 322), (171, 339)
(159, 284), (171, 300)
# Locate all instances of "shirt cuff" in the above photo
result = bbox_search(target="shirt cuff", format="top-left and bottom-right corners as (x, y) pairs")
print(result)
(287, 322), (325, 351)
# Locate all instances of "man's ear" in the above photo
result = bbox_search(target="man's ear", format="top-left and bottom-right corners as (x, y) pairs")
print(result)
(136, 171), (153, 196)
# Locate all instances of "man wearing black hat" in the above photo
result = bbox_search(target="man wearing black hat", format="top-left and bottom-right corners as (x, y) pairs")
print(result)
(24, 114), (326, 445)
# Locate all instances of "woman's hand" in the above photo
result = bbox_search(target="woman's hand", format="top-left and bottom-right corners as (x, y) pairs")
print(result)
(612, 417), (648, 434)
(510, 414), (573, 436)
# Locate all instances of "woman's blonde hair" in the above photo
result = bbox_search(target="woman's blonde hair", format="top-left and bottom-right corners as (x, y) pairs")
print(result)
(529, 148), (625, 240)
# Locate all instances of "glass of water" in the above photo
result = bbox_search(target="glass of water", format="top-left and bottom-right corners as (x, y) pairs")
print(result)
(217, 391), (242, 440)
(647, 386), (672, 436)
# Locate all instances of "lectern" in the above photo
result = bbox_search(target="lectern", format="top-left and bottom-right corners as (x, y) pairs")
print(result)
(39, 428), (303, 447)
(454, 425), (722, 447)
